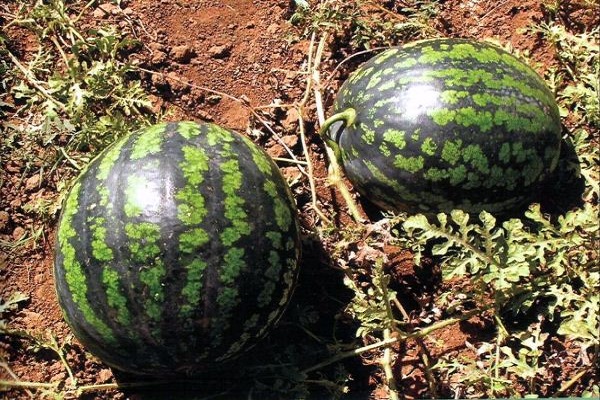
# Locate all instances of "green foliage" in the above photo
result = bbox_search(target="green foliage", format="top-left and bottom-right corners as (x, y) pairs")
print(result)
(535, 22), (599, 128)
(344, 258), (399, 338)
(3, 0), (155, 164)
(401, 203), (598, 396)
(406, 204), (597, 321)
(290, 0), (440, 50)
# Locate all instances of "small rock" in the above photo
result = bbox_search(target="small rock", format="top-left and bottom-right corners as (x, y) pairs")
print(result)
(148, 42), (168, 65)
(98, 368), (113, 383)
(150, 50), (167, 66)
(24, 174), (41, 192)
(197, 110), (214, 121)
(171, 45), (195, 63)
(281, 166), (299, 182)
(148, 94), (165, 114)
(6, 162), (21, 173)
(12, 226), (26, 240)
(282, 108), (300, 131)
(0, 211), (10, 231)
(151, 73), (168, 90)
(239, 94), (251, 105)
(148, 42), (166, 52)
(266, 143), (286, 159)
(50, 372), (66, 383)
(281, 134), (299, 149)
(93, 3), (118, 19)
(206, 94), (222, 105)
(208, 44), (232, 59)
(166, 72), (187, 93)
(266, 23), (279, 34)
(92, 8), (106, 19)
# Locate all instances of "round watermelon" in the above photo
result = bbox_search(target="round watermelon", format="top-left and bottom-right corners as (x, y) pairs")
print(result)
(54, 121), (301, 375)
(323, 38), (562, 215)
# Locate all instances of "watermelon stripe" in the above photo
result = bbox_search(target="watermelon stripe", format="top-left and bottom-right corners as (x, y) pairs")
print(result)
(216, 136), (299, 362)
(176, 120), (202, 139)
(175, 140), (210, 319)
(124, 221), (165, 335)
(130, 122), (166, 160)
(56, 181), (116, 344)
(212, 134), (252, 346)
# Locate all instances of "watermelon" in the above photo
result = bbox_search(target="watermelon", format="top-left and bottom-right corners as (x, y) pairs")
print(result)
(322, 38), (562, 215)
(54, 121), (301, 375)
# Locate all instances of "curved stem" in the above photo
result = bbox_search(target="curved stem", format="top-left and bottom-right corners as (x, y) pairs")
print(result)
(315, 107), (363, 221)
(317, 108), (357, 139)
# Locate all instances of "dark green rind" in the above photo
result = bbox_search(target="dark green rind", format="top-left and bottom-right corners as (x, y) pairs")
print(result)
(54, 121), (301, 375)
(329, 38), (562, 215)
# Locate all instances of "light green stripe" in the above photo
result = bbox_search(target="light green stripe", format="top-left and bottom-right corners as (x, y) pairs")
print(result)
(264, 180), (292, 231)
(383, 129), (406, 149)
(102, 268), (131, 326)
(97, 135), (129, 182)
(130, 123), (167, 160)
(180, 259), (207, 318)
(246, 136), (274, 176)
(90, 217), (113, 262)
(212, 135), (251, 346)
(176, 141), (211, 321)
(220, 158), (251, 246)
(58, 182), (116, 343)
(176, 121), (202, 139)
(96, 135), (129, 209)
(176, 145), (209, 225)
(124, 222), (164, 328)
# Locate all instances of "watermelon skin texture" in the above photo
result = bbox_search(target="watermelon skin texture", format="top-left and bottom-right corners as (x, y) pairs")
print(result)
(54, 121), (301, 375)
(328, 38), (562, 215)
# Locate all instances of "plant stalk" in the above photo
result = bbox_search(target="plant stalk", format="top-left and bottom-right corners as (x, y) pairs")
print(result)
(302, 306), (490, 375)
(315, 106), (362, 222)
(382, 328), (399, 400)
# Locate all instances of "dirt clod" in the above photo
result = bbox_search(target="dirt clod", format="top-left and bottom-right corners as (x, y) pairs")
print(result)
(208, 44), (232, 59)
(171, 44), (195, 63)
(12, 226), (26, 240)
(24, 175), (40, 192)
(0, 211), (10, 231)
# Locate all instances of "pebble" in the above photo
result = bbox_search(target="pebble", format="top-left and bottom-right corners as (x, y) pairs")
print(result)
(166, 72), (187, 93)
(12, 226), (26, 240)
(98, 369), (113, 383)
(282, 108), (300, 131)
(92, 3), (119, 19)
(24, 174), (41, 192)
(171, 45), (195, 63)
(281, 134), (299, 149)
(0, 211), (9, 231)
(208, 44), (232, 59)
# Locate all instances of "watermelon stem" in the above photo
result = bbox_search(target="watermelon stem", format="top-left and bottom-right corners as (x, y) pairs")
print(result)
(317, 108), (363, 222)
(317, 107), (357, 158)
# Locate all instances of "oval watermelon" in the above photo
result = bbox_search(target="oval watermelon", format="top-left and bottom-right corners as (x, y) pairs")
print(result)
(323, 38), (562, 215)
(54, 121), (301, 375)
